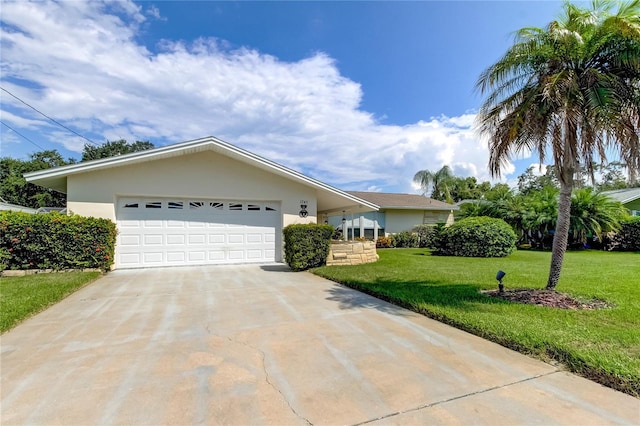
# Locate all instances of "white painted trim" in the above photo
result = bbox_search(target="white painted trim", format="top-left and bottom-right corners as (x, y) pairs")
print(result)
(24, 136), (378, 212)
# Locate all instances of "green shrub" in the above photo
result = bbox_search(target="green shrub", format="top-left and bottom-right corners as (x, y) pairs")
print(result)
(609, 217), (640, 251)
(391, 231), (419, 248)
(0, 211), (117, 271)
(434, 216), (516, 257)
(283, 223), (334, 271)
(412, 225), (441, 248)
(376, 236), (393, 248)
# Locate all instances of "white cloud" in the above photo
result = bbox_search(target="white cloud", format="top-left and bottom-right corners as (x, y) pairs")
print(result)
(0, 0), (510, 192)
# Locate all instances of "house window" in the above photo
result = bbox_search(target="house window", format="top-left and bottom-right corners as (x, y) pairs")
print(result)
(229, 203), (243, 211)
(123, 202), (138, 208)
(247, 204), (260, 211)
(265, 206), (277, 211)
(189, 201), (205, 209)
(210, 202), (224, 210)
(145, 201), (162, 209)
(168, 201), (183, 209)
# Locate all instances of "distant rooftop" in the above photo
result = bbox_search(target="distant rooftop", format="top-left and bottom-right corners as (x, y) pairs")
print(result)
(347, 191), (458, 211)
(601, 187), (640, 204)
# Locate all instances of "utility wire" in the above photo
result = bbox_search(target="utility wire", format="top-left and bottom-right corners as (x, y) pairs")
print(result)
(0, 86), (99, 146)
(1, 119), (46, 151)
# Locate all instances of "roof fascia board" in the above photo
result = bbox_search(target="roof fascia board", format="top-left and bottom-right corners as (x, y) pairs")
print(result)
(24, 136), (378, 211)
(382, 205), (460, 211)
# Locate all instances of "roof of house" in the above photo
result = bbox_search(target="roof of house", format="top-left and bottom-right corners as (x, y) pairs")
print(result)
(0, 197), (38, 213)
(601, 187), (640, 204)
(0, 201), (38, 213)
(24, 136), (378, 214)
(347, 191), (459, 211)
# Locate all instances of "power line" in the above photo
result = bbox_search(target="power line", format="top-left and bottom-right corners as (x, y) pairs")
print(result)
(0, 120), (46, 151)
(0, 86), (99, 146)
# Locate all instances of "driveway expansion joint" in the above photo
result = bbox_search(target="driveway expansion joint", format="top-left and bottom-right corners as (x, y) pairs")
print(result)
(351, 370), (560, 426)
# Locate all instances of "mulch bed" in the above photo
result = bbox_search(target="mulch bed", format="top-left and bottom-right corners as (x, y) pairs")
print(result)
(483, 289), (612, 310)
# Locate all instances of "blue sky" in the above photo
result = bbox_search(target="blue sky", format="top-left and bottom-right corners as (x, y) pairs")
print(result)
(1, 1), (568, 193)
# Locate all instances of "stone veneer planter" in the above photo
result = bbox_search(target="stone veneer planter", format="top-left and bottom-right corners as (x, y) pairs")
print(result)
(326, 241), (379, 266)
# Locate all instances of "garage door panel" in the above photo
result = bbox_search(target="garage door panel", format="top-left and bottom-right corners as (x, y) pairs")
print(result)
(208, 251), (226, 261)
(188, 234), (206, 244)
(119, 220), (140, 228)
(143, 252), (163, 263)
(187, 221), (206, 229)
(228, 250), (244, 260)
(246, 234), (262, 243)
(166, 220), (185, 228)
(167, 234), (185, 245)
(246, 250), (263, 259)
(144, 234), (163, 245)
(120, 235), (141, 246)
(120, 253), (141, 265)
(143, 220), (163, 228)
(188, 251), (207, 262)
(117, 198), (279, 268)
(166, 252), (186, 262)
(228, 234), (244, 244)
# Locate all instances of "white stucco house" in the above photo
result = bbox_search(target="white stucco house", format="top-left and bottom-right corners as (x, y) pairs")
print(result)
(327, 191), (458, 239)
(24, 136), (377, 269)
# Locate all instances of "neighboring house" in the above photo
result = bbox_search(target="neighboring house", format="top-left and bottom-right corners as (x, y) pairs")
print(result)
(24, 136), (378, 270)
(601, 187), (640, 216)
(0, 198), (37, 214)
(326, 191), (458, 239)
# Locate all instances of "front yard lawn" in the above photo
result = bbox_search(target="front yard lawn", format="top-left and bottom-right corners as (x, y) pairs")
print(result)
(0, 271), (101, 333)
(313, 249), (640, 397)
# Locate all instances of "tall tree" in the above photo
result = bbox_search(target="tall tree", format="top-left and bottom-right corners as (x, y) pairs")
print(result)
(82, 139), (155, 161)
(517, 166), (559, 195)
(413, 165), (455, 203)
(476, 0), (640, 289)
(0, 150), (71, 208)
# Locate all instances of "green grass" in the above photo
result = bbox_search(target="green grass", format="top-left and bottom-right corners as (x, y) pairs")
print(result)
(0, 271), (101, 333)
(313, 249), (640, 396)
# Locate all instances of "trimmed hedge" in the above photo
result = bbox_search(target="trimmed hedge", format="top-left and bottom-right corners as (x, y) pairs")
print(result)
(283, 223), (334, 271)
(0, 211), (117, 271)
(610, 216), (640, 251)
(434, 216), (516, 257)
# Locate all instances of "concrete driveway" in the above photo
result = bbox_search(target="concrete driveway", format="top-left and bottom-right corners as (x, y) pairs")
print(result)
(1, 265), (638, 425)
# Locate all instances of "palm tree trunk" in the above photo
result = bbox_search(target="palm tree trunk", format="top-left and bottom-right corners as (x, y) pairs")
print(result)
(546, 181), (572, 290)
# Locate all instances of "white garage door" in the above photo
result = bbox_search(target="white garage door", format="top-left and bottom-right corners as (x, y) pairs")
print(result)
(116, 197), (279, 268)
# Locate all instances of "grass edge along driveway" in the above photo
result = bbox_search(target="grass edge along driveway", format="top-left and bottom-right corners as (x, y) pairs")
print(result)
(0, 271), (101, 333)
(313, 249), (640, 397)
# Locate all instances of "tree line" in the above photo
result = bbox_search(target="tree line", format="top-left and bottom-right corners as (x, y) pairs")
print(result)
(0, 140), (154, 208)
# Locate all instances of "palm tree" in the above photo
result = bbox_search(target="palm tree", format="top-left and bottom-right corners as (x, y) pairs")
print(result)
(570, 187), (627, 244)
(413, 165), (455, 203)
(476, 0), (640, 290)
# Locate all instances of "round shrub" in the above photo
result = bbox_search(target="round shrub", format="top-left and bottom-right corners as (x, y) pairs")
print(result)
(434, 216), (516, 257)
(390, 231), (419, 248)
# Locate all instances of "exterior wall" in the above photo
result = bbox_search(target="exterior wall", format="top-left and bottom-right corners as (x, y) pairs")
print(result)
(326, 241), (378, 266)
(423, 210), (455, 226)
(384, 210), (425, 234)
(625, 199), (640, 216)
(66, 151), (318, 262)
(327, 209), (455, 236)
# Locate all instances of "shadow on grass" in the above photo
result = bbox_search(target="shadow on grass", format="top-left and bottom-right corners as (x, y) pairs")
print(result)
(325, 278), (510, 317)
(325, 285), (412, 316)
